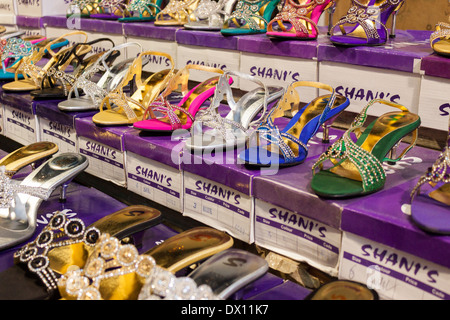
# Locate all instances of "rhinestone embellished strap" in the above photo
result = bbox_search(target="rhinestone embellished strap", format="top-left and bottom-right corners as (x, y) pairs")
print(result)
(146, 95), (195, 130)
(1, 38), (34, 62)
(13, 211), (101, 292)
(268, 0), (329, 36)
(98, 0), (128, 15)
(226, 0), (271, 31)
(312, 99), (409, 193)
(156, 0), (198, 23)
(58, 233), (218, 300)
(125, 0), (161, 17)
(192, 71), (268, 139)
(330, 0), (403, 43)
(430, 22), (450, 46)
(0, 166), (52, 208)
(188, 0), (229, 26)
(69, 62), (108, 105)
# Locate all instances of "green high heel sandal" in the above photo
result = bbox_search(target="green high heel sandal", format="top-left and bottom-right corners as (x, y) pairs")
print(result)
(311, 99), (421, 198)
(221, 0), (280, 35)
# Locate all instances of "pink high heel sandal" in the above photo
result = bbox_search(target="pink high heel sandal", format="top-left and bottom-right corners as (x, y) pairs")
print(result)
(266, 0), (335, 40)
(133, 64), (233, 132)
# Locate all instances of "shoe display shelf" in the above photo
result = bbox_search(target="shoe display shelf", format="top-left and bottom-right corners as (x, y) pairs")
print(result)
(0, 14), (449, 300)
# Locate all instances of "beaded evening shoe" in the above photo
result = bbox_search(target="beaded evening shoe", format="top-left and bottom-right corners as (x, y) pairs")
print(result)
(30, 38), (117, 100)
(58, 42), (142, 112)
(154, 0), (201, 26)
(119, 0), (163, 22)
(0, 142), (58, 178)
(410, 116), (450, 234)
(184, 0), (238, 30)
(329, 0), (405, 46)
(311, 99), (421, 198)
(89, 0), (129, 19)
(266, 0), (336, 40)
(2, 31), (88, 92)
(132, 64), (230, 132)
(430, 22), (450, 57)
(0, 206), (161, 300)
(239, 81), (349, 167)
(66, 0), (102, 17)
(92, 50), (175, 126)
(0, 153), (89, 250)
(185, 70), (283, 152)
(221, 0), (280, 35)
(58, 227), (233, 300)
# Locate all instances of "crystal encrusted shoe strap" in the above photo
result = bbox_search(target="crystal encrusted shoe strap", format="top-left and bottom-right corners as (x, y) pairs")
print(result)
(58, 233), (219, 300)
(13, 211), (101, 292)
(0, 166), (52, 208)
(430, 22), (450, 45)
(312, 99), (410, 193)
(126, 0), (161, 16)
(227, 0), (270, 31)
(1, 38), (34, 62)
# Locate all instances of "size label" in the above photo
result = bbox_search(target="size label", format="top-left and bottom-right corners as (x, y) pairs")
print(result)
(183, 171), (253, 243)
(3, 105), (37, 145)
(38, 117), (77, 154)
(127, 152), (183, 212)
(78, 136), (126, 186)
(339, 232), (450, 300)
(254, 199), (341, 276)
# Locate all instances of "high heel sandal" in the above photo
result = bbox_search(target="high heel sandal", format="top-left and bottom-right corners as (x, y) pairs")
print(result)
(2, 31), (88, 93)
(0, 153), (89, 250)
(266, 0), (335, 40)
(118, 0), (163, 22)
(185, 70), (284, 152)
(89, 0), (129, 19)
(58, 42), (141, 112)
(139, 248), (268, 300)
(430, 22), (450, 57)
(58, 226), (233, 300)
(183, 0), (238, 31)
(220, 0), (280, 36)
(0, 206), (161, 300)
(329, 0), (404, 47)
(238, 81), (349, 167)
(30, 38), (116, 100)
(0, 142), (58, 178)
(67, 0), (102, 18)
(132, 64), (230, 132)
(311, 99), (421, 198)
(154, 0), (201, 26)
(92, 50), (175, 126)
(410, 116), (450, 235)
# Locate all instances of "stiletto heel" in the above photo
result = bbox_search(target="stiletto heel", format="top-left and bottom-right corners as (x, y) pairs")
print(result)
(327, 0), (336, 35)
(311, 99), (421, 198)
(389, 8), (399, 38)
(266, 0), (335, 40)
(239, 81), (349, 167)
(0, 206), (161, 300)
(329, 0), (406, 47)
(321, 111), (341, 144)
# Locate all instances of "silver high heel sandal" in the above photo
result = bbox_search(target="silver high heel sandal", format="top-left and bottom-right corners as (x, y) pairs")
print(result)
(58, 42), (145, 112)
(0, 153), (88, 250)
(186, 70), (283, 152)
(184, 0), (238, 30)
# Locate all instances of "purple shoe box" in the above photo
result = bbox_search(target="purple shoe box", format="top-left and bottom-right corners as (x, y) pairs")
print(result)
(176, 29), (239, 51)
(318, 29), (433, 73)
(16, 15), (46, 30)
(421, 53), (450, 80)
(75, 116), (134, 186)
(229, 272), (285, 300)
(34, 99), (98, 153)
(0, 91), (38, 145)
(44, 15), (124, 36)
(123, 127), (186, 213)
(123, 21), (181, 42)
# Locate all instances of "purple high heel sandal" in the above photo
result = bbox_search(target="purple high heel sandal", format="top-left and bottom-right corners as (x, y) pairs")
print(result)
(329, 0), (404, 46)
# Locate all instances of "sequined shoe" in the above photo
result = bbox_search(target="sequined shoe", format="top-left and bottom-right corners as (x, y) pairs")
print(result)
(154, 0), (201, 26)
(0, 153), (89, 250)
(118, 0), (163, 22)
(311, 99), (421, 198)
(183, 0), (238, 30)
(430, 22), (450, 57)
(58, 42), (142, 112)
(58, 227), (233, 300)
(185, 70), (283, 152)
(329, 0), (405, 46)
(410, 117), (450, 234)
(0, 206), (161, 300)
(0, 142), (58, 178)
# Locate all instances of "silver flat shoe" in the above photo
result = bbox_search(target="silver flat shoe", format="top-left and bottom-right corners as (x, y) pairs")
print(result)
(186, 70), (283, 152)
(58, 42), (144, 112)
(0, 152), (88, 250)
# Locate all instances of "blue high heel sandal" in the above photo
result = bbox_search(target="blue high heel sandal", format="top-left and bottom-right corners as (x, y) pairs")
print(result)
(238, 81), (349, 167)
